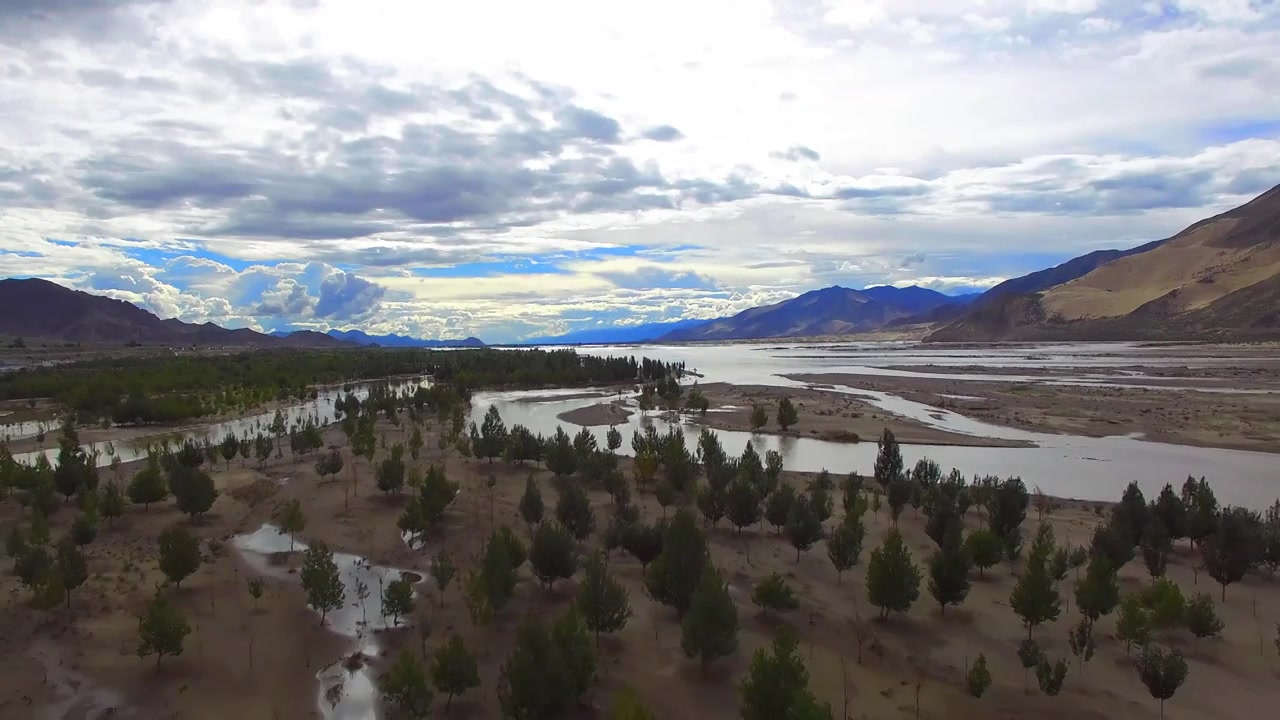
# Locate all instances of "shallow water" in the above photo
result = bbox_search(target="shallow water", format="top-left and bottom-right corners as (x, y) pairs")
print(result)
(233, 524), (424, 720)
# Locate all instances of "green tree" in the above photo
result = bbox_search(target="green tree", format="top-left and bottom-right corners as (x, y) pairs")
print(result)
(1141, 518), (1171, 580)
(1184, 592), (1224, 652)
(1010, 548), (1060, 639)
(1136, 645), (1189, 719)
(478, 530), (518, 614)
(127, 460), (169, 510)
(726, 480), (762, 534)
(964, 528), (1002, 578)
(169, 465), (217, 519)
(408, 426), (424, 460)
(873, 428), (903, 491)
(301, 542), (345, 624)
(644, 510), (709, 616)
(1143, 578), (1186, 631)
(530, 521), (579, 589)
(739, 626), (834, 720)
(100, 482), (125, 527)
(381, 650), (433, 719)
(519, 473), (544, 531)
(56, 539), (88, 608)
(1016, 639), (1043, 693)
(383, 574), (415, 626)
(219, 432), (238, 470)
(278, 498), (306, 552)
(556, 482), (596, 542)
(1067, 619), (1096, 678)
(776, 397), (799, 430)
(785, 495), (824, 562)
(1117, 593), (1152, 655)
(577, 552), (632, 646)
(886, 477), (912, 526)
(751, 573), (799, 616)
(1200, 506), (1263, 601)
(1152, 483), (1187, 542)
(606, 426), (623, 453)
(375, 445), (407, 494)
(137, 589), (191, 670)
(158, 525), (201, 589)
(749, 404), (768, 430)
(1074, 555), (1119, 629)
(498, 611), (596, 720)
(432, 634), (481, 709)
(765, 484), (796, 534)
(681, 563), (739, 672)
(430, 551), (456, 607)
(927, 529), (970, 615)
(826, 514), (864, 583)
(866, 529), (920, 619)
(966, 654), (992, 698)
(247, 577), (265, 611)
(1035, 657), (1068, 697)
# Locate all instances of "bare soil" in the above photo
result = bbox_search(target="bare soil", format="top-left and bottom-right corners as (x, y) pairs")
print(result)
(4, 417), (1280, 720)
(557, 402), (635, 427)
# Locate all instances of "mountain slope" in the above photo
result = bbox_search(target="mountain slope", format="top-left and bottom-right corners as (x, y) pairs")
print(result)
(661, 285), (970, 341)
(0, 278), (350, 347)
(325, 329), (485, 347)
(983, 238), (1168, 300)
(520, 318), (714, 345)
(928, 184), (1280, 341)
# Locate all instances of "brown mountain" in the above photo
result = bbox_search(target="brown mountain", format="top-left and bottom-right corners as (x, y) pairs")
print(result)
(928, 183), (1280, 341)
(0, 277), (352, 348)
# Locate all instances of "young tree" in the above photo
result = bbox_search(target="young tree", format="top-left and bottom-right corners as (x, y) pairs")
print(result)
(519, 474), (544, 531)
(1035, 657), (1068, 697)
(498, 611), (596, 719)
(606, 426), (623, 454)
(1141, 519), (1171, 580)
(219, 432), (238, 470)
(478, 531), (518, 614)
(751, 573), (799, 616)
(866, 529), (921, 619)
(927, 530), (971, 615)
(621, 521), (664, 570)
(430, 551), (456, 607)
(301, 542), (345, 625)
(100, 482), (125, 527)
(964, 528), (1003, 578)
(726, 480), (762, 535)
(278, 498), (306, 552)
(645, 510), (710, 616)
(577, 552), (632, 646)
(1200, 506), (1263, 601)
(785, 495), (824, 562)
(1010, 548), (1060, 639)
(408, 426), (423, 461)
(375, 445), (407, 494)
(556, 482), (596, 542)
(1184, 592), (1224, 652)
(158, 525), (201, 590)
(136, 589), (191, 670)
(529, 521), (579, 590)
(56, 539), (87, 608)
(169, 465), (218, 519)
(1067, 619), (1096, 678)
(749, 404), (768, 431)
(1136, 645), (1189, 719)
(1144, 578), (1186, 631)
(739, 626), (833, 720)
(966, 654), (992, 698)
(127, 460), (168, 510)
(886, 478), (912, 526)
(247, 577), (265, 611)
(826, 515), (864, 584)
(431, 634), (481, 710)
(681, 563), (739, 673)
(383, 574), (415, 626)
(381, 650), (433, 719)
(765, 484), (796, 534)
(1016, 639), (1043, 693)
(873, 428), (903, 491)
(1117, 593), (1152, 655)
(776, 397), (798, 430)
(1074, 555), (1119, 629)
(1152, 483), (1187, 543)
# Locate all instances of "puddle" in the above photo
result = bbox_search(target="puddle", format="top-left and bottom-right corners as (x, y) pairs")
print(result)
(233, 524), (424, 720)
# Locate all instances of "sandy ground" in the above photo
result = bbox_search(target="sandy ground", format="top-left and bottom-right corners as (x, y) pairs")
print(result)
(5, 416), (1280, 720)
(557, 402), (635, 427)
(788, 373), (1280, 453)
(687, 383), (1033, 448)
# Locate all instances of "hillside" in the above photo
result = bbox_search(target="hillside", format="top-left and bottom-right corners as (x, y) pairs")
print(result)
(982, 238), (1167, 299)
(0, 278), (351, 347)
(660, 285), (972, 341)
(928, 183), (1280, 341)
(324, 329), (485, 347)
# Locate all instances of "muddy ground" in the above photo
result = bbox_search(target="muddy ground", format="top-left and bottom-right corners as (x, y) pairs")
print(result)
(3, 417), (1280, 720)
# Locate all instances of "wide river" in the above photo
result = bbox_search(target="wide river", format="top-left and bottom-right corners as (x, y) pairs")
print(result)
(8, 341), (1278, 508)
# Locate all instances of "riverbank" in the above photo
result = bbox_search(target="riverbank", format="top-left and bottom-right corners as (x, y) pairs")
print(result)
(557, 401), (634, 426)
(787, 372), (1280, 453)
(686, 383), (1034, 448)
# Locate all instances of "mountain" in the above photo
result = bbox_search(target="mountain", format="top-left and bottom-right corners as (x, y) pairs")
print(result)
(325, 329), (485, 347)
(928, 183), (1280, 341)
(982, 239), (1168, 300)
(520, 318), (715, 345)
(660, 285), (973, 341)
(0, 278), (350, 347)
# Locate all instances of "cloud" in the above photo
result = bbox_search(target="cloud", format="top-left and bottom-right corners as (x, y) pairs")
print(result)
(641, 125), (684, 142)
(315, 270), (385, 319)
(773, 145), (821, 162)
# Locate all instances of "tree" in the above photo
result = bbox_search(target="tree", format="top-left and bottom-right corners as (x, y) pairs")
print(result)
(726, 480), (762, 535)
(430, 551), (456, 607)
(1117, 593), (1152, 654)
(301, 542), (345, 624)
(375, 445), (407, 494)
(497, 611), (596, 718)
(219, 432), (238, 470)
(1200, 506), (1263, 600)
(56, 539), (87, 608)
(577, 552), (631, 646)
(810, 482), (833, 524)
(1153, 483), (1187, 542)
(785, 495), (824, 562)
(1136, 645), (1189, 719)
(1184, 592), (1223, 652)
(964, 528), (1002, 578)
(478, 530), (518, 614)
(1010, 548), (1060, 639)
(621, 520), (663, 569)
(1184, 477), (1218, 548)
(556, 482), (596, 542)
(739, 626), (833, 720)
(1016, 639), (1043, 693)
(169, 465), (217, 519)
(751, 573), (799, 616)
(611, 688), (656, 719)
(158, 525), (201, 589)
(254, 434), (274, 468)
(519, 474), (544, 531)
(749, 404), (768, 430)
(1067, 619), (1095, 678)
(826, 515), (864, 583)
(873, 428), (903, 491)
(383, 574), (415, 626)
(100, 482), (125, 527)
(278, 498), (306, 551)
(927, 530), (970, 615)
(776, 397), (798, 430)
(645, 510), (709, 616)
(247, 577), (265, 610)
(127, 460), (168, 509)
(606, 426), (623, 453)
(71, 511), (98, 547)
(1090, 518), (1135, 571)
(408, 426), (423, 460)
(866, 529), (920, 619)
(136, 589), (191, 670)
(530, 521), (579, 589)
(966, 654), (992, 698)
(765, 484), (796, 534)
(419, 464), (459, 528)
(1141, 518), (1171, 580)
(314, 448), (343, 482)
(1143, 578), (1186, 631)
(432, 634), (480, 709)
(681, 563), (739, 672)
(1074, 555), (1119, 629)
(1035, 657), (1068, 697)
(381, 650), (433, 719)
(545, 426), (578, 477)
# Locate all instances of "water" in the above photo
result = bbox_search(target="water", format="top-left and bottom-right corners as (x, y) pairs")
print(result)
(467, 342), (1280, 509)
(233, 524), (425, 720)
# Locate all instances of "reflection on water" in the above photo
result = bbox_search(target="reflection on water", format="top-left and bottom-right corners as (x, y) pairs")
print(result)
(233, 524), (424, 720)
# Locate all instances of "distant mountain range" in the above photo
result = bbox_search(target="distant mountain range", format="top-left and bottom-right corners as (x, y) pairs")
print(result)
(519, 318), (714, 345)
(928, 182), (1280, 341)
(319, 329), (485, 347)
(658, 284), (977, 341)
(0, 278), (350, 348)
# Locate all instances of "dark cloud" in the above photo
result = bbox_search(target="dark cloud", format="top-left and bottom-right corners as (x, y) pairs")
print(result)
(773, 145), (821, 162)
(555, 105), (623, 143)
(641, 125), (684, 142)
(315, 271), (385, 319)
(986, 169), (1218, 215)
(833, 184), (930, 200)
(900, 252), (927, 268)
(0, 0), (174, 41)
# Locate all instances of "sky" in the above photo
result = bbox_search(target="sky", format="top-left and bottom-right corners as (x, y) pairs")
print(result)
(1, 0), (1278, 343)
